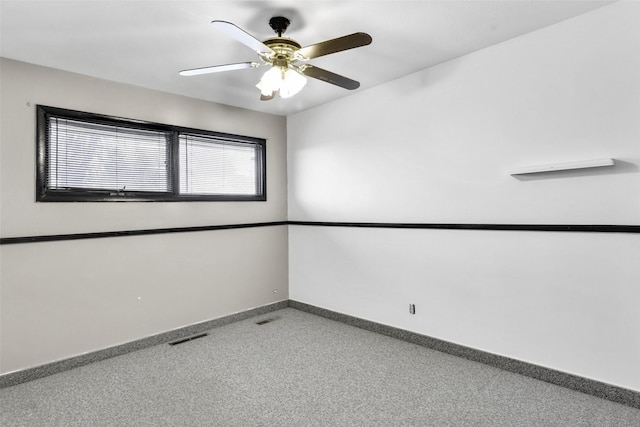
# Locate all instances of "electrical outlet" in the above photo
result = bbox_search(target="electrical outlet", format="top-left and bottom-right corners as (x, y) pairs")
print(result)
(409, 304), (416, 314)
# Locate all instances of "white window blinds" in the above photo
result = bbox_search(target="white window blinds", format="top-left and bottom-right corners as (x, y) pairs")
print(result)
(47, 117), (170, 193)
(179, 133), (260, 196)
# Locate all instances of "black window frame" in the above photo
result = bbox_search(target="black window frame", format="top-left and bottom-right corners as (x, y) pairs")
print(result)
(36, 105), (266, 202)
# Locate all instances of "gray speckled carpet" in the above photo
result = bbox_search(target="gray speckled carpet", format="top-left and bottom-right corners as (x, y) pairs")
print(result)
(2, 308), (639, 426)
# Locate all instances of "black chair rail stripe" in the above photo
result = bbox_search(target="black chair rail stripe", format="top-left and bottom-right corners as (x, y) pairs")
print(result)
(288, 221), (639, 233)
(1, 221), (638, 245)
(0, 221), (288, 245)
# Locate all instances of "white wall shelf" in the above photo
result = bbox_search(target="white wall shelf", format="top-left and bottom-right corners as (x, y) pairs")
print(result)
(508, 158), (615, 175)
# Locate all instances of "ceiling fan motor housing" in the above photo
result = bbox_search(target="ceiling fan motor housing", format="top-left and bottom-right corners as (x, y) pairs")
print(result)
(262, 37), (303, 67)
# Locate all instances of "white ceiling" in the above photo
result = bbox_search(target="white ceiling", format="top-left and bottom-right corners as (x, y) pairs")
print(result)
(0, 0), (614, 116)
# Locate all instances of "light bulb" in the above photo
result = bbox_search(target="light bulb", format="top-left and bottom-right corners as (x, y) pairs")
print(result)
(279, 68), (307, 98)
(256, 66), (284, 96)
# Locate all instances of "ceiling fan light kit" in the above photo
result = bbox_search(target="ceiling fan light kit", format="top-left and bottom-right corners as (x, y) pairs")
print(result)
(256, 64), (307, 99)
(179, 16), (372, 101)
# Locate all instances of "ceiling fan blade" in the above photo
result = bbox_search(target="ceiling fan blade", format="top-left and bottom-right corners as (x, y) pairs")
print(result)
(260, 91), (276, 101)
(297, 32), (372, 60)
(299, 65), (360, 90)
(211, 20), (273, 54)
(179, 62), (259, 76)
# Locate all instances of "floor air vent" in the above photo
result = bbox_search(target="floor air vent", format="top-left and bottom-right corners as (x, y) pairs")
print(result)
(169, 333), (208, 346)
(256, 316), (281, 325)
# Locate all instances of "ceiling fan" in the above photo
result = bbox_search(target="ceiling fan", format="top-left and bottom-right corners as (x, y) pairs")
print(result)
(179, 17), (372, 101)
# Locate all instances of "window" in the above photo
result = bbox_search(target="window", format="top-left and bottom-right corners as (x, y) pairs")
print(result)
(36, 106), (266, 202)
(179, 133), (259, 196)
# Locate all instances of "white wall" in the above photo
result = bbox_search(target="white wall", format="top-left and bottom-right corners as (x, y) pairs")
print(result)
(288, 1), (640, 392)
(0, 59), (288, 373)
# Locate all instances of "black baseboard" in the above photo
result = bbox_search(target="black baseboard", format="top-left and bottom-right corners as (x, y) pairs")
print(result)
(288, 300), (640, 410)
